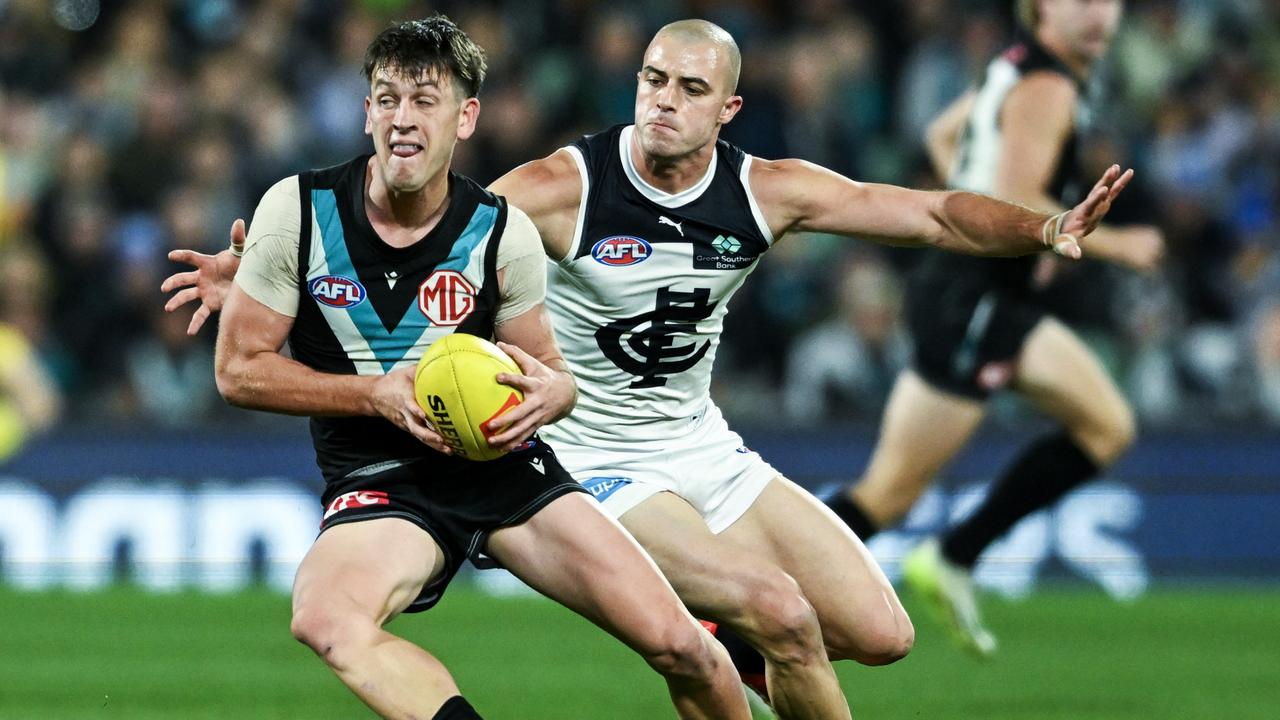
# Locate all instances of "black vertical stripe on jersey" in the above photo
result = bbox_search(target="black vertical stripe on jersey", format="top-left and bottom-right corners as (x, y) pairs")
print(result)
(457, 198), (505, 338)
(290, 167), (358, 376)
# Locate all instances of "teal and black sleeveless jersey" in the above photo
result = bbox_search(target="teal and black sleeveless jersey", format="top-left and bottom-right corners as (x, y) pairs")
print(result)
(290, 156), (506, 481)
(919, 31), (1091, 297)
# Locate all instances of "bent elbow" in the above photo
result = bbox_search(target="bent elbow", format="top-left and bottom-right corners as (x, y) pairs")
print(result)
(214, 359), (253, 407)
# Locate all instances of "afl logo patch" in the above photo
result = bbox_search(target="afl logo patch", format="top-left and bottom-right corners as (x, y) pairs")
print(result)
(592, 236), (652, 266)
(308, 275), (366, 308)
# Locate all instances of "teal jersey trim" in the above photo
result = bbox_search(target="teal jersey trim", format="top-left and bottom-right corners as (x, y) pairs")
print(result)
(311, 189), (499, 372)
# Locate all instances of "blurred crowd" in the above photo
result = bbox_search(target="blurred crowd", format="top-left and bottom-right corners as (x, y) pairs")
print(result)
(0, 0), (1278, 435)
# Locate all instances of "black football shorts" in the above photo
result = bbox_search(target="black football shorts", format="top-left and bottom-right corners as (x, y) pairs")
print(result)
(317, 437), (584, 611)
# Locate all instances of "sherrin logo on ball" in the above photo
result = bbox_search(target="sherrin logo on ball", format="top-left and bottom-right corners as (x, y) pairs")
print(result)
(591, 235), (652, 266)
(414, 333), (524, 461)
(308, 275), (366, 308)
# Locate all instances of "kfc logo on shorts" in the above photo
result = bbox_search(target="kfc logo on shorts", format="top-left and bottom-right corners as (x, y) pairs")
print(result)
(419, 270), (476, 326)
(976, 361), (1015, 392)
(592, 236), (652, 266)
(323, 490), (390, 521)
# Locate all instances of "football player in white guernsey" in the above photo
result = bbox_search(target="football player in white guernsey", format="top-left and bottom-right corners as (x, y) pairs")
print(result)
(166, 17), (1137, 720)
(190, 17), (751, 720)
(822, 0), (1165, 659)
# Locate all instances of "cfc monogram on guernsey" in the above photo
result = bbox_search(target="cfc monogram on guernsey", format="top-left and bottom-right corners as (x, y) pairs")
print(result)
(289, 156), (505, 480)
(542, 124), (774, 443)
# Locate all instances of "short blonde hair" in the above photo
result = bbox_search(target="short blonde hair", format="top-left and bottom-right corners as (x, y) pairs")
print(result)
(1016, 0), (1039, 30)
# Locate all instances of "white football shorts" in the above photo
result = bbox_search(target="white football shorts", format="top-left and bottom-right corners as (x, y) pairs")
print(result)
(543, 402), (779, 534)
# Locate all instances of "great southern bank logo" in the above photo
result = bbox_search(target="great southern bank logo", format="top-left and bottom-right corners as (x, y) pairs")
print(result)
(592, 236), (652, 266)
(309, 275), (367, 308)
(712, 235), (742, 254)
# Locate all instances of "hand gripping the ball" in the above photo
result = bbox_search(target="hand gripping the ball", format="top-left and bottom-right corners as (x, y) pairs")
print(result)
(485, 341), (577, 452)
(371, 366), (452, 454)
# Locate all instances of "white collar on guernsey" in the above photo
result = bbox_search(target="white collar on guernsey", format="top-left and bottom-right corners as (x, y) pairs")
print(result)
(619, 125), (717, 209)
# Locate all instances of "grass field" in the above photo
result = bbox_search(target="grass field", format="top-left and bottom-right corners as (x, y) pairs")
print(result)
(2, 583), (1277, 719)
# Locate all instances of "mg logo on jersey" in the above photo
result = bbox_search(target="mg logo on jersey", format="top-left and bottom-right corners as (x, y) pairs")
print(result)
(592, 236), (652, 266)
(419, 270), (476, 326)
(308, 275), (367, 308)
(322, 490), (390, 521)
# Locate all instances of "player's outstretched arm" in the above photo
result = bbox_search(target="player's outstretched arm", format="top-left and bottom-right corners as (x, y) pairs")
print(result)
(751, 157), (1131, 259)
(161, 218), (245, 335)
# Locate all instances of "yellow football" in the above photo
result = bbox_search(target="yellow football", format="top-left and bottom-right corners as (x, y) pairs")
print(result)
(414, 333), (524, 461)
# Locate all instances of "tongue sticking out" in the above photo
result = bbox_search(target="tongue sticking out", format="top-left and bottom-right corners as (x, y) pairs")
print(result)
(391, 144), (422, 158)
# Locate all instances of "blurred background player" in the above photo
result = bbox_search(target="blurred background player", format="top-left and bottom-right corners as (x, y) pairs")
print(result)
(823, 0), (1166, 657)
(0, 246), (61, 462)
(166, 17), (1136, 718)
(214, 17), (749, 720)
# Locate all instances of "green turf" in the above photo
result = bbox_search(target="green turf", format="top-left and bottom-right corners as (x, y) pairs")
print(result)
(1, 583), (1276, 719)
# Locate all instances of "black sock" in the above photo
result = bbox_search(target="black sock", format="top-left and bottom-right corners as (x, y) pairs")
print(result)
(826, 490), (881, 540)
(941, 431), (1100, 569)
(433, 696), (482, 720)
(714, 625), (767, 676)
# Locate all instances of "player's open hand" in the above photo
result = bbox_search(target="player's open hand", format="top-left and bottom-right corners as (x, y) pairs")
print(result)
(162, 218), (246, 335)
(370, 366), (452, 454)
(1051, 164), (1134, 259)
(486, 341), (577, 451)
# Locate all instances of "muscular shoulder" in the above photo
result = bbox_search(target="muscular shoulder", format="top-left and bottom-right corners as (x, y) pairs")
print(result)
(237, 175), (302, 317)
(248, 175), (302, 241)
(490, 149), (582, 261)
(489, 149), (581, 220)
(1003, 71), (1078, 127)
(497, 205), (545, 266)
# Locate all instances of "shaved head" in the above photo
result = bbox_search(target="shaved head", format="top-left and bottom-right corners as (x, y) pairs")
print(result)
(651, 19), (741, 93)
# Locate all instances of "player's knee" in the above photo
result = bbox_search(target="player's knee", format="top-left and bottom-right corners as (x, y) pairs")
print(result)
(290, 603), (374, 671)
(1078, 400), (1137, 466)
(1104, 402), (1137, 460)
(736, 571), (824, 668)
(640, 620), (720, 683)
(830, 608), (915, 666)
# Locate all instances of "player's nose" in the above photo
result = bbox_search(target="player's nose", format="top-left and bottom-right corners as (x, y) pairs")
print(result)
(392, 98), (417, 128)
(655, 82), (677, 111)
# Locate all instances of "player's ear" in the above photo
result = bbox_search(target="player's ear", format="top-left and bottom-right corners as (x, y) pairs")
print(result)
(456, 97), (480, 141)
(718, 95), (743, 125)
(364, 96), (373, 135)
